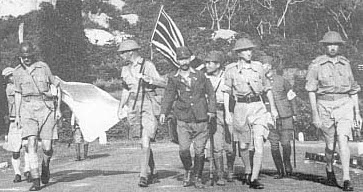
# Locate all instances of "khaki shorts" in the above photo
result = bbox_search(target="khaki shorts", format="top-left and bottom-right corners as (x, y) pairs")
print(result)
(127, 95), (158, 139)
(20, 100), (57, 140)
(233, 101), (271, 143)
(317, 97), (353, 143)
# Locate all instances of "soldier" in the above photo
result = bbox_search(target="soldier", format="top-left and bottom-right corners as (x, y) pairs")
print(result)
(223, 38), (278, 189)
(204, 50), (236, 185)
(305, 31), (361, 191)
(117, 39), (166, 187)
(2, 67), (31, 183)
(71, 112), (89, 161)
(262, 57), (298, 179)
(13, 41), (62, 191)
(159, 46), (216, 189)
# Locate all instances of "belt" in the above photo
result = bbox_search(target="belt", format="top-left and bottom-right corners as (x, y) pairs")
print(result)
(236, 95), (261, 103)
(216, 103), (224, 110)
(317, 94), (349, 101)
(22, 95), (54, 102)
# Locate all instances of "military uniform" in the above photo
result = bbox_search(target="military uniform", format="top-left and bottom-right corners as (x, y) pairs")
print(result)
(13, 61), (59, 140)
(121, 57), (165, 139)
(224, 61), (273, 143)
(305, 31), (360, 191)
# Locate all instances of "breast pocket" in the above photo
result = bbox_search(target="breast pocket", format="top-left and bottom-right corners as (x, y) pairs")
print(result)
(34, 76), (49, 92)
(338, 70), (350, 87)
(318, 71), (333, 87)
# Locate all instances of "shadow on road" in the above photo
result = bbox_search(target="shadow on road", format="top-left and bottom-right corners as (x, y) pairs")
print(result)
(47, 169), (138, 186)
(261, 169), (342, 188)
(86, 153), (110, 160)
(156, 169), (181, 180)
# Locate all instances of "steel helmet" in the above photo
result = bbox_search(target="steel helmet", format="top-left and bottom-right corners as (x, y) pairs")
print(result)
(19, 41), (36, 57)
(319, 31), (345, 44)
(2, 67), (14, 77)
(117, 40), (141, 52)
(233, 38), (256, 51)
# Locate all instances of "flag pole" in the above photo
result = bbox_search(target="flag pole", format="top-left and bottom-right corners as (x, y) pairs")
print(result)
(150, 5), (164, 60)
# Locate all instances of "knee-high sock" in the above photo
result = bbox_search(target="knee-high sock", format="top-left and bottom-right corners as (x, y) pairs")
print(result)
(12, 156), (21, 175)
(24, 152), (30, 172)
(251, 136), (264, 181)
(240, 148), (251, 174)
(140, 147), (151, 178)
(338, 135), (350, 181)
(28, 153), (39, 179)
(148, 149), (155, 175)
(325, 147), (334, 172)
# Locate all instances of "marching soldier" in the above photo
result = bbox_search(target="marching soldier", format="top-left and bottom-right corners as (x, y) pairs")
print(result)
(223, 38), (278, 189)
(262, 57), (298, 179)
(204, 50), (236, 185)
(117, 39), (166, 187)
(159, 46), (216, 189)
(2, 67), (31, 183)
(306, 31), (361, 191)
(13, 41), (62, 191)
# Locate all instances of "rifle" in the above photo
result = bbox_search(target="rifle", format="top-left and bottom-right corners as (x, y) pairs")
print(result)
(293, 127), (296, 168)
(132, 59), (146, 110)
(209, 116), (217, 186)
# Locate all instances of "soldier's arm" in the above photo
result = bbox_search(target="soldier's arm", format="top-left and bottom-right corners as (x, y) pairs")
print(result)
(205, 74), (216, 114)
(144, 61), (167, 88)
(284, 78), (298, 115)
(160, 76), (177, 116)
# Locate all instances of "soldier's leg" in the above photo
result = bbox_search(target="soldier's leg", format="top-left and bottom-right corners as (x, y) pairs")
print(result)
(84, 143), (89, 159)
(27, 135), (41, 191)
(239, 142), (252, 185)
(250, 124), (265, 189)
(268, 129), (284, 179)
(177, 120), (193, 187)
(75, 143), (81, 161)
(214, 111), (226, 186)
(41, 139), (53, 185)
(23, 143), (32, 183)
(193, 121), (209, 189)
(225, 141), (236, 182)
(280, 117), (294, 176)
(12, 152), (22, 182)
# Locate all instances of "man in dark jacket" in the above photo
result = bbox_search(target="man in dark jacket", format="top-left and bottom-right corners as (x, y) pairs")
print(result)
(160, 46), (216, 189)
(263, 57), (297, 179)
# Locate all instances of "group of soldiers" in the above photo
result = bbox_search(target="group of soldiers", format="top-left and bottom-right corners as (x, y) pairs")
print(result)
(1, 30), (361, 191)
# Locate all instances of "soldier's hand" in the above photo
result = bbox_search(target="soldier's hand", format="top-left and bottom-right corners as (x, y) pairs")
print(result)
(354, 113), (362, 130)
(56, 110), (62, 120)
(271, 108), (279, 120)
(3, 115), (10, 125)
(207, 112), (216, 120)
(312, 115), (322, 129)
(159, 114), (166, 124)
(5, 135), (8, 142)
(225, 112), (233, 125)
(15, 116), (21, 129)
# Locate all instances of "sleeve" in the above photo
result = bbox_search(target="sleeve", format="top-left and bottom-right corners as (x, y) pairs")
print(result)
(44, 64), (60, 87)
(204, 74), (216, 113)
(160, 76), (177, 115)
(262, 67), (271, 92)
(222, 69), (233, 95)
(284, 79), (298, 115)
(0, 79), (9, 116)
(348, 65), (361, 95)
(305, 64), (319, 92)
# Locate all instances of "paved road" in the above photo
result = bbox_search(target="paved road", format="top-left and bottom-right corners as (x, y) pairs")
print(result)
(1, 140), (363, 192)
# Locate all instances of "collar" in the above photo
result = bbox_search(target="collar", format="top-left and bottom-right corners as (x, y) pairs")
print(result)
(237, 60), (259, 72)
(174, 67), (196, 77)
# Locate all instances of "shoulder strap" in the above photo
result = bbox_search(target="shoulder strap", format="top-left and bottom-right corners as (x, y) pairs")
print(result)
(214, 71), (224, 93)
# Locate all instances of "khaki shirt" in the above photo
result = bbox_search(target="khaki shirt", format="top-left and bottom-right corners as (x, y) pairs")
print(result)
(305, 55), (360, 95)
(13, 61), (59, 96)
(121, 57), (164, 93)
(224, 60), (271, 97)
(206, 70), (226, 103)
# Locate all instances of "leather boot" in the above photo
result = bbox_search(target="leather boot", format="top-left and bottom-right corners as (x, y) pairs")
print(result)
(29, 178), (41, 191)
(343, 180), (354, 191)
(271, 149), (285, 179)
(24, 171), (32, 183)
(193, 155), (205, 189)
(183, 170), (193, 187)
(215, 156), (226, 186)
(250, 179), (264, 189)
(326, 169), (338, 187)
(40, 161), (50, 184)
(282, 145), (292, 177)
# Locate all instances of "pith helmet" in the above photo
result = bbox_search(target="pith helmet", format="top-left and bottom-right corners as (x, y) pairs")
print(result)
(19, 41), (36, 57)
(176, 46), (192, 60)
(319, 31), (345, 44)
(117, 40), (141, 52)
(233, 38), (256, 51)
(2, 67), (14, 77)
(204, 51), (225, 64)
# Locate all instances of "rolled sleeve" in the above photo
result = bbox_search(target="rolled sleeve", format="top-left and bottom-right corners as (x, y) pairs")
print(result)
(223, 69), (233, 95)
(305, 64), (319, 92)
